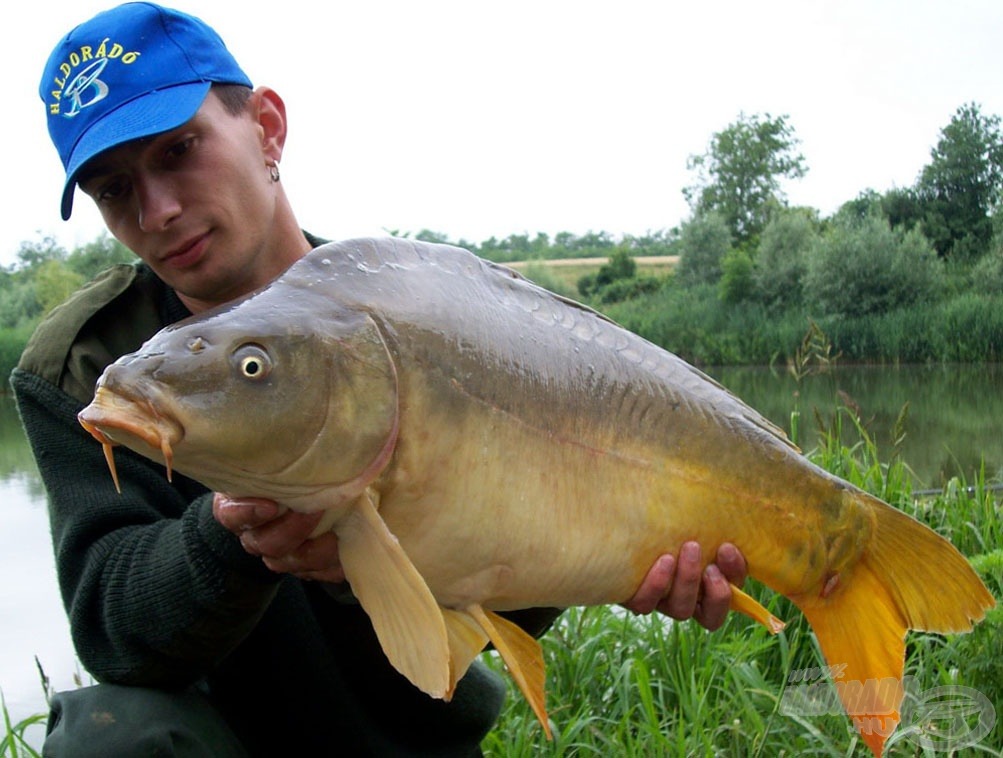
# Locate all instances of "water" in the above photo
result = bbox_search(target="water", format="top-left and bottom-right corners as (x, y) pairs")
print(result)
(706, 363), (1003, 489)
(1, 364), (1000, 740)
(0, 398), (77, 744)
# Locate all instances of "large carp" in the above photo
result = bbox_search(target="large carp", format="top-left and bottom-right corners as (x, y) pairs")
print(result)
(78, 237), (993, 756)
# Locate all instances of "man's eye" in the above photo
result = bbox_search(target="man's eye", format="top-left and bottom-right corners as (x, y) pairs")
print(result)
(95, 179), (129, 203)
(165, 138), (194, 161)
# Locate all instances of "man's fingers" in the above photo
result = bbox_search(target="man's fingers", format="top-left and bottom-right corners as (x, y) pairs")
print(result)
(623, 554), (676, 614)
(658, 541), (702, 619)
(261, 531), (343, 581)
(213, 494), (281, 533)
(692, 564), (732, 631)
(239, 509), (325, 557)
(715, 542), (748, 586)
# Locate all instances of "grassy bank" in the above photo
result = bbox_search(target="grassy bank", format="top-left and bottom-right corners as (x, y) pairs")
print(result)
(599, 282), (1003, 367)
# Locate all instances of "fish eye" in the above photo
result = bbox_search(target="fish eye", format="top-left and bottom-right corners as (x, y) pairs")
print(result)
(232, 344), (272, 381)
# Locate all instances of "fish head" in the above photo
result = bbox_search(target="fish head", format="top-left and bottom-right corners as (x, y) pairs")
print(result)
(78, 296), (399, 506)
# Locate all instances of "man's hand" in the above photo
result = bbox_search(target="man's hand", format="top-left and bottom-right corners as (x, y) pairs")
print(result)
(213, 494), (345, 583)
(623, 542), (747, 632)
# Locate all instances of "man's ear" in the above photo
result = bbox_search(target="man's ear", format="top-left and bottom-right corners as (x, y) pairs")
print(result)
(253, 87), (289, 165)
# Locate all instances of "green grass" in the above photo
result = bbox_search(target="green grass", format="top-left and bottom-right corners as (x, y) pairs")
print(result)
(483, 406), (1003, 756)
(1, 692), (43, 758)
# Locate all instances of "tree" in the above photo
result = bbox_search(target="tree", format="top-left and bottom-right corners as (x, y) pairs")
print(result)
(915, 102), (1003, 260)
(684, 113), (807, 246)
(34, 260), (85, 315)
(13, 235), (67, 271)
(67, 233), (135, 281)
(674, 212), (733, 286)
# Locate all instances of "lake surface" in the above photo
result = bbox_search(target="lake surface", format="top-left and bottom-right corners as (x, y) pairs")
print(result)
(706, 363), (1003, 489)
(1, 363), (1000, 739)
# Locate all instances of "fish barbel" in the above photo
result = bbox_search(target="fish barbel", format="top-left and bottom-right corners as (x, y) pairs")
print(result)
(78, 238), (994, 756)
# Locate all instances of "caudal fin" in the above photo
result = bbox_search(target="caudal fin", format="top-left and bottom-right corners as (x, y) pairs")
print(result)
(795, 491), (994, 757)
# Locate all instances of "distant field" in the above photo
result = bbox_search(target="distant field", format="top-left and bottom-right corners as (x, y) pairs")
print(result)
(506, 256), (678, 291)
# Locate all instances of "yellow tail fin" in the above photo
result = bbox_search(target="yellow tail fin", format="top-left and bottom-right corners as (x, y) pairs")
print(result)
(795, 491), (994, 757)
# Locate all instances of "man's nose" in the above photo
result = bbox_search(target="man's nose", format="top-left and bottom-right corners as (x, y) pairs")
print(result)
(136, 175), (182, 232)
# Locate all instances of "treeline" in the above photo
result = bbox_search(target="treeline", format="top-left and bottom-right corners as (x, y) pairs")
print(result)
(420, 103), (1003, 365)
(0, 234), (134, 385)
(4, 102), (1003, 382)
(410, 228), (677, 263)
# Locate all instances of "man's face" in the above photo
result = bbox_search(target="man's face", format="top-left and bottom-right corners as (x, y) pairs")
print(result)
(78, 91), (285, 309)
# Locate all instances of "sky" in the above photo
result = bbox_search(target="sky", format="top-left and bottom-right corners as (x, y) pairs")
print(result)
(5, 0), (1003, 268)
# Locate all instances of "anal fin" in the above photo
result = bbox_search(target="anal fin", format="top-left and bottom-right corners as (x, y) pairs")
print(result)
(336, 489), (451, 699)
(467, 604), (552, 740)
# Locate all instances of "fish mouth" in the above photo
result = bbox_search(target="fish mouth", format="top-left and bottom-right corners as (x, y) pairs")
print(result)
(78, 386), (184, 492)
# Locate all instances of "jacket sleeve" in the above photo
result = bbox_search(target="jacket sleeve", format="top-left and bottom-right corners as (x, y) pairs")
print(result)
(12, 368), (283, 687)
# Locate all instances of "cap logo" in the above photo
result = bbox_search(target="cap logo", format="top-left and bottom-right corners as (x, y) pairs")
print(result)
(61, 59), (110, 117)
(47, 40), (141, 118)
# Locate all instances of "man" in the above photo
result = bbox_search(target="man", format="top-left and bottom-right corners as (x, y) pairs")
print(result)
(15, 4), (747, 755)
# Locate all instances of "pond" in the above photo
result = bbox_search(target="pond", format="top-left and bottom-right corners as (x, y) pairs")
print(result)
(706, 363), (1003, 489)
(1, 363), (1000, 740)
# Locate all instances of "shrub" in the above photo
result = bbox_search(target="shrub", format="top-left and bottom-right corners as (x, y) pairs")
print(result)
(754, 209), (818, 309)
(803, 214), (943, 319)
(675, 212), (732, 286)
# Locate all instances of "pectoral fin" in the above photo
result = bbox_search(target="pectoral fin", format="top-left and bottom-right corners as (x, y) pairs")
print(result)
(467, 604), (552, 740)
(337, 489), (451, 699)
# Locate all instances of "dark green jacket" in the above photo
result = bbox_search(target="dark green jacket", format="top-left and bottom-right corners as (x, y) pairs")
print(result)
(11, 237), (558, 756)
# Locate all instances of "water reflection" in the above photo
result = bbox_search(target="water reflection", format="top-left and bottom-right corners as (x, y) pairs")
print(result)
(0, 396), (76, 739)
(707, 363), (1003, 488)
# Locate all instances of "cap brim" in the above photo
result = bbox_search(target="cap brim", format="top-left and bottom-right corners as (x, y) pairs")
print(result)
(60, 82), (212, 220)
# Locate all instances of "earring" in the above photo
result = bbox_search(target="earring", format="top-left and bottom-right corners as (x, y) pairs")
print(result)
(269, 163), (281, 182)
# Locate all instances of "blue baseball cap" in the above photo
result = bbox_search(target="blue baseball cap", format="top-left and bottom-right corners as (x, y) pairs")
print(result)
(40, 2), (252, 219)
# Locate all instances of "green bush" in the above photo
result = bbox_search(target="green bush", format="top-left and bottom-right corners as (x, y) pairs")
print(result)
(754, 209), (818, 310)
(803, 215), (942, 319)
(675, 212), (732, 287)
(0, 325), (34, 391)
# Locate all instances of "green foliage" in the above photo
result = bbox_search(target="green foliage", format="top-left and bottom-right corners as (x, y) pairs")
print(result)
(685, 112), (807, 245)
(0, 325), (36, 391)
(803, 214), (942, 320)
(1, 690), (44, 758)
(915, 102), (1003, 261)
(674, 212), (732, 287)
(753, 208), (818, 310)
(970, 240), (1003, 294)
(718, 248), (755, 304)
(33, 261), (84, 317)
(577, 247), (637, 297)
(65, 234), (133, 281)
(577, 248), (663, 304)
